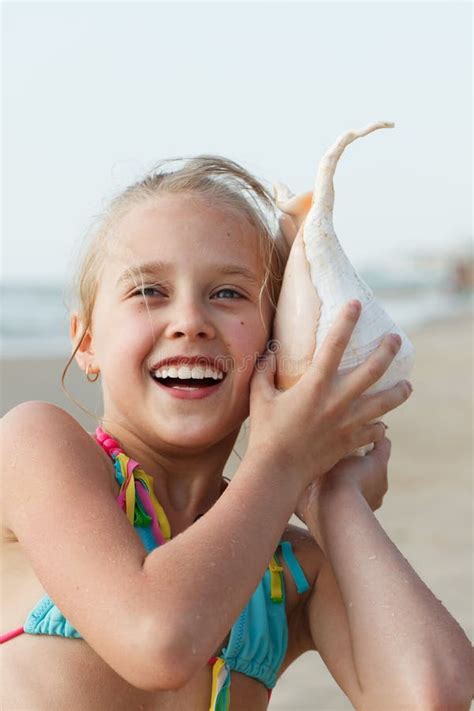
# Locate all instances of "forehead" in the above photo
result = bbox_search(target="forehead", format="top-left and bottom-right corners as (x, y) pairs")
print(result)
(105, 193), (265, 280)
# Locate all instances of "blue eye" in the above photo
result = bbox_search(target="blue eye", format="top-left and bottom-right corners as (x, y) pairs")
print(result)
(133, 287), (163, 298)
(213, 288), (243, 299)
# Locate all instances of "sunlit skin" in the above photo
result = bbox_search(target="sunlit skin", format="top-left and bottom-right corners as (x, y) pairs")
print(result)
(74, 193), (274, 534)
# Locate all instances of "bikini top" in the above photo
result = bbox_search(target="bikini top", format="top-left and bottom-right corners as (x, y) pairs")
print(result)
(1, 426), (310, 710)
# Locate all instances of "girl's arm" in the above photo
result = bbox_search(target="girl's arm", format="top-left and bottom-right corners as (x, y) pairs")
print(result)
(1, 401), (300, 691)
(301, 470), (473, 710)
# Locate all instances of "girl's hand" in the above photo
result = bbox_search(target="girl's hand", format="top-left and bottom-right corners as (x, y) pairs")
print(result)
(247, 301), (411, 499)
(293, 436), (392, 527)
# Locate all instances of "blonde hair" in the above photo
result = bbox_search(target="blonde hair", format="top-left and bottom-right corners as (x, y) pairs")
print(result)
(61, 155), (284, 418)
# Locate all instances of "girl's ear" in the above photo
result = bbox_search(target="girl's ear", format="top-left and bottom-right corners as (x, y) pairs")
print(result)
(70, 313), (95, 373)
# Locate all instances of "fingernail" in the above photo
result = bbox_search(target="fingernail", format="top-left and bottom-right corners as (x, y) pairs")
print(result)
(349, 299), (361, 314)
(391, 334), (402, 347)
(406, 380), (413, 393)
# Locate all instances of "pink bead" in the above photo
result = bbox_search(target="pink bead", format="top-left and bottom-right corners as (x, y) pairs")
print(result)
(94, 427), (123, 457)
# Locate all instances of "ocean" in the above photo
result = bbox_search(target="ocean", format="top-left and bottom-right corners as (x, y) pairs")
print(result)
(1, 279), (472, 360)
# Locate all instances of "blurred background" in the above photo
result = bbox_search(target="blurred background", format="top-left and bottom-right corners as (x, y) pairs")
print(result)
(1, 2), (472, 709)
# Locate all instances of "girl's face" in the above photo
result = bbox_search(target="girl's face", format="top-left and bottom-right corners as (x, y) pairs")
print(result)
(88, 193), (273, 451)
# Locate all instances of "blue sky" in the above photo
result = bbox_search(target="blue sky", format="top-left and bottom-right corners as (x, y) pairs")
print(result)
(2, 1), (472, 284)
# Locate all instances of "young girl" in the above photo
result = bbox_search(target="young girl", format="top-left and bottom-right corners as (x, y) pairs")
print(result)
(1, 157), (471, 711)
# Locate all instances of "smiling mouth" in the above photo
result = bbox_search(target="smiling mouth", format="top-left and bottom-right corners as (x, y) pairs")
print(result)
(150, 374), (226, 389)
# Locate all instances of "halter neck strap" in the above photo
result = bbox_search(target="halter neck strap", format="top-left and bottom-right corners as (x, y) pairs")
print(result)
(94, 425), (171, 543)
(94, 426), (123, 458)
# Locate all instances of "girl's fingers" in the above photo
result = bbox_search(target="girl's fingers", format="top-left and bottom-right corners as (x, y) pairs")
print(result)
(371, 435), (392, 460)
(250, 351), (277, 401)
(355, 380), (412, 424)
(355, 421), (387, 450)
(310, 301), (361, 381)
(343, 332), (403, 399)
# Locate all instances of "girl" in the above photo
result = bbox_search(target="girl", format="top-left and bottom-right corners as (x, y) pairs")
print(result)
(1, 157), (471, 710)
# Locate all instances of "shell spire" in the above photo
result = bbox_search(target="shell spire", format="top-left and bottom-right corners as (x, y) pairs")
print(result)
(272, 122), (414, 453)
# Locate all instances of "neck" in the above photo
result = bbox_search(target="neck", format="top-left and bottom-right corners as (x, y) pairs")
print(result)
(98, 420), (241, 533)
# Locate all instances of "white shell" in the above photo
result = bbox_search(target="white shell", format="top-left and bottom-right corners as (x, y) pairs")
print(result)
(273, 122), (415, 454)
(304, 122), (414, 392)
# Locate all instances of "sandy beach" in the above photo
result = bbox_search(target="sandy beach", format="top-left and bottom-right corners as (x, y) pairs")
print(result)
(1, 315), (472, 710)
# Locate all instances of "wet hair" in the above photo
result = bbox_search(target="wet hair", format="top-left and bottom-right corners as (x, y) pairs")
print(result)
(61, 155), (284, 419)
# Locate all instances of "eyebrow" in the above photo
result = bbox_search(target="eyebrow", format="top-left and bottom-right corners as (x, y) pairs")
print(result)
(116, 260), (260, 288)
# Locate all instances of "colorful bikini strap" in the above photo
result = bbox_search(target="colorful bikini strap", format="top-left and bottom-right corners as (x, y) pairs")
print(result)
(268, 553), (284, 603)
(95, 427), (123, 458)
(94, 426), (171, 543)
(208, 656), (231, 711)
(0, 626), (25, 644)
(279, 540), (310, 594)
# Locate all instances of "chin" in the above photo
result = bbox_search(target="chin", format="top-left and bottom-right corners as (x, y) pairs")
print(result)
(159, 418), (242, 453)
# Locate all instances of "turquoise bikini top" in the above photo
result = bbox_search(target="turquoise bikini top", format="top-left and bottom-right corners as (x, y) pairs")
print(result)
(11, 427), (310, 709)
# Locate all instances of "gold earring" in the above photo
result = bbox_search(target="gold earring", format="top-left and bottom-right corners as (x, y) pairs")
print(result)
(86, 364), (100, 383)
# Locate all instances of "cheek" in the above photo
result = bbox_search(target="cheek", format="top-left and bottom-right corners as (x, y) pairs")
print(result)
(95, 310), (156, 371)
(226, 319), (269, 377)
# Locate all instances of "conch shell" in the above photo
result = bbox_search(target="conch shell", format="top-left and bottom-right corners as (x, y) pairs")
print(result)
(272, 121), (415, 454)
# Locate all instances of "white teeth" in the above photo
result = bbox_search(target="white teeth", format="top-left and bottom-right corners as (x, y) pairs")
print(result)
(178, 366), (192, 379)
(152, 364), (224, 380)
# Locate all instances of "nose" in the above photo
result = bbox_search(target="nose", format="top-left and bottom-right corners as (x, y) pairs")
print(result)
(164, 298), (216, 341)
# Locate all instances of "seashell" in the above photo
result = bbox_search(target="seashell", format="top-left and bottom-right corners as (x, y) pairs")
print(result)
(272, 121), (415, 455)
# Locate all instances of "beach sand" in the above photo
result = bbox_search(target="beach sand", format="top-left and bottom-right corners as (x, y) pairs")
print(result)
(1, 315), (472, 710)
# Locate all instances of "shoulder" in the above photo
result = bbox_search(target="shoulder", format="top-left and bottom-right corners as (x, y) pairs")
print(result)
(1, 401), (115, 533)
(1, 401), (105, 466)
(2, 400), (81, 436)
(1, 401), (107, 460)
